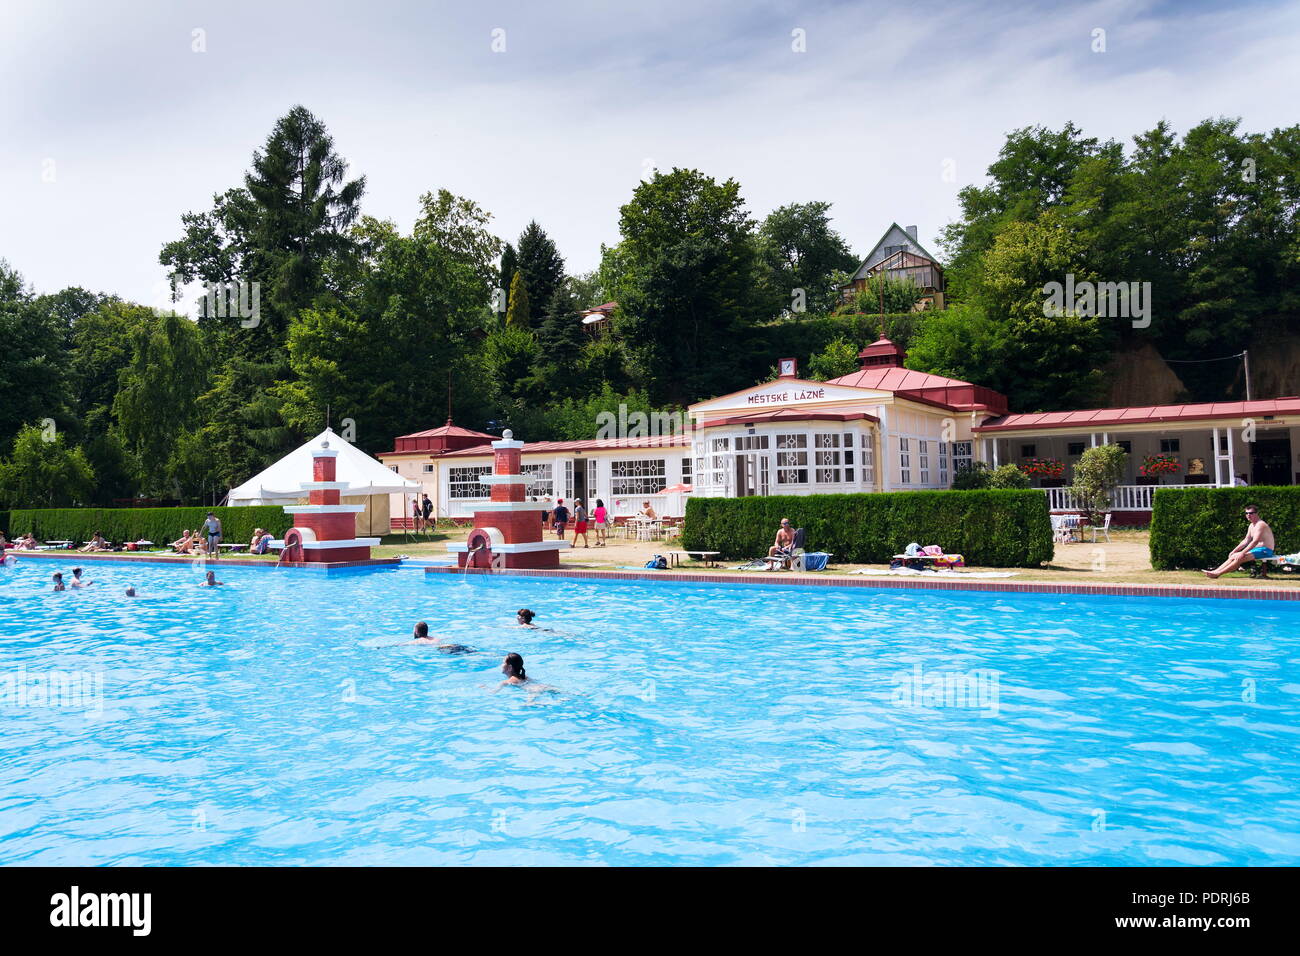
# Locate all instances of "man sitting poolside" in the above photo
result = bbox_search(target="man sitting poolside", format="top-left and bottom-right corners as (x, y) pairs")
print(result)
(1205, 504), (1275, 579)
(768, 518), (795, 558)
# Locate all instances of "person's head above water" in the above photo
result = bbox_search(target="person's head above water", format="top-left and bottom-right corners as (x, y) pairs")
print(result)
(517, 608), (535, 625)
(502, 652), (527, 679)
(125, 586), (136, 597)
(413, 621), (429, 638)
(204, 570), (217, 584)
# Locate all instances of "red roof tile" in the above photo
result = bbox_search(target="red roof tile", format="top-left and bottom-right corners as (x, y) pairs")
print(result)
(440, 435), (692, 459)
(975, 398), (1300, 432)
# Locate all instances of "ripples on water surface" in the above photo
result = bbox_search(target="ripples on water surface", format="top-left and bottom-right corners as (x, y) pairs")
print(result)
(1, 557), (1298, 865)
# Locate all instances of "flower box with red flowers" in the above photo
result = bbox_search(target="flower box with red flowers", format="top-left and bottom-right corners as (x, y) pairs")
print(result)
(1019, 457), (1065, 479)
(1139, 454), (1180, 477)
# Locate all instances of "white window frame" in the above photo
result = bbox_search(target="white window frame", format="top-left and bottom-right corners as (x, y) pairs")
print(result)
(448, 465), (491, 500)
(610, 458), (667, 496)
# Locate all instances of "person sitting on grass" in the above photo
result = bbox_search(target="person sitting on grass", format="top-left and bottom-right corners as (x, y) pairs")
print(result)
(79, 530), (109, 553)
(172, 530), (195, 554)
(1205, 504), (1275, 579)
(249, 528), (273, 555)
(16, 533), (38, 550)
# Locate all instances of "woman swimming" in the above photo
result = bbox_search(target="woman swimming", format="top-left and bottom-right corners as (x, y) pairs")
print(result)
(498, 652), (530, 685)
(517, 608), (538, 628)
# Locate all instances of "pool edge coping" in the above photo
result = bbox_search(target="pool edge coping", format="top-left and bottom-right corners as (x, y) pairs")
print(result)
(423, 564), (1300, 601)
(7, 551), (402, 572)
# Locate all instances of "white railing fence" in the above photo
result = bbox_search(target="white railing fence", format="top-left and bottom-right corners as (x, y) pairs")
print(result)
(1044, 483), (1200, 512)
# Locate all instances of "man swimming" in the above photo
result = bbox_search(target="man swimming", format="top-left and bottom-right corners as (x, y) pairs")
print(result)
(409, 621), (475, 653)
(199, 570), (224, 587)
(70, 567), (93, 588)
(1205, 504), (1275, 579)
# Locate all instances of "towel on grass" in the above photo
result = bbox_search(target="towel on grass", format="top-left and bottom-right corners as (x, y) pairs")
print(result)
(849, 567), (1018, 579)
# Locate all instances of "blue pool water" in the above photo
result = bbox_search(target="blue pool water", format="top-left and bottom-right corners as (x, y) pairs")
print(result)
(2, 557), (1299, 866)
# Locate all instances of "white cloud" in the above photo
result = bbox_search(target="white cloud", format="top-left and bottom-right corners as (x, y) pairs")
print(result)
(1, 0), (1297, 304)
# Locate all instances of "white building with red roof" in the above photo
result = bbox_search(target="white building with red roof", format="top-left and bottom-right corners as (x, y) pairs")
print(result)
(379, 337), (1298, 524)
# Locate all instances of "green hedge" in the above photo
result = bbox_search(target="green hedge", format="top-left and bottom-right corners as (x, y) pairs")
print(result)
(0, 511), (9, 539)
(681, 490), (1053, 568)
(1149, 486), (1300, 570)
(8, 506), (293, 546)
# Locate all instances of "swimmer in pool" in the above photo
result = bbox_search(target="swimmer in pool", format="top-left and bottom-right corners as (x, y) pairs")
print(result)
(125, 586), (137, 597)
(498, 652), (530, 686)
(52, 572), (66, 592)
(70, 567), (92, 588)
(517, 608), (538, 628)
(199, 570), (224, 587)
(409, 621), (475, 654)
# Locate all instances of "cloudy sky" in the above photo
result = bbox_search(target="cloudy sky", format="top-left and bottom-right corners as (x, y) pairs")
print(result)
(3, 0), (1298, 309)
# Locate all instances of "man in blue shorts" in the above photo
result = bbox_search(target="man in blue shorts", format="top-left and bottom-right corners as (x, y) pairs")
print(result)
(1206, 504), (1275, 579)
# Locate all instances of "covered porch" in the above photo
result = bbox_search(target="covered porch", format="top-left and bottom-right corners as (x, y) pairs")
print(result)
(974, 400), (1299, 522)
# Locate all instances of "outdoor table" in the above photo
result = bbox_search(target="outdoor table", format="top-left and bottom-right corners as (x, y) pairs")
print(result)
(668, 550), (720, 568)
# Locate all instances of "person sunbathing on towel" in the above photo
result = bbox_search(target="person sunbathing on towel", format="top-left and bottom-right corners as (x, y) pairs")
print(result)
(768, 518), (795, 558)
(1205, 505), (1274, 579)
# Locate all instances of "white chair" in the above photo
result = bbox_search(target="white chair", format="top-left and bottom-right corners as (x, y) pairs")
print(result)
(1090, 512), (1112, 543)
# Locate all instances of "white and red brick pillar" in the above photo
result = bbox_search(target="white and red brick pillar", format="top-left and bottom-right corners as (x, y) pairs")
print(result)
(449, 430), (568, 570)
(281, 441), (380, 563)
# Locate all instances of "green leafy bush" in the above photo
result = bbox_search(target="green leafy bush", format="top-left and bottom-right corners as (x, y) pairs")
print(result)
(8, 506), (293, 547)
(1149, 487), (1300, 570)
(988, 463), (1031, 489)
(682, 490), (1053, 567)
(951, 462), (990, 490)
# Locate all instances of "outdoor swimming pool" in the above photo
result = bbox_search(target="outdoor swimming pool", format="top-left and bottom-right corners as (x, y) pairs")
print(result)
(1, 557), (1298, 865)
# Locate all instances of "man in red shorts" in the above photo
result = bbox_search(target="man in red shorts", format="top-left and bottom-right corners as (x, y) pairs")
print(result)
(571, 499), (590, 548)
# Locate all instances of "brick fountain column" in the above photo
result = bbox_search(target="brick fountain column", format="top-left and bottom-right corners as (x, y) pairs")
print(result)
(280, 440), (381, 564)
(448, 429), (568, 570)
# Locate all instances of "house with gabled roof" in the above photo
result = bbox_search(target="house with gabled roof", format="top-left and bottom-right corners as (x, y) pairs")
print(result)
(841, 222), (945, 310)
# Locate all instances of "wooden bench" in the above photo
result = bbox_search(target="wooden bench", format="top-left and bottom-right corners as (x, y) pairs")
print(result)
(668, 550), (721, 568)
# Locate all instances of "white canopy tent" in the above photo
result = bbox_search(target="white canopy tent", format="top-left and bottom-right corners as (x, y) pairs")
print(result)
(227, 427), (420, 535)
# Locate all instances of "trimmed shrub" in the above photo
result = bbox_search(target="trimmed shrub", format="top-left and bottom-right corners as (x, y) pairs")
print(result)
(0, 511), (9, 538)
(681, 490), (1053, 567)
(8, 506), (293, 547)
(988, 463), (1031, 489)
(1149, 486), (1300, 570)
